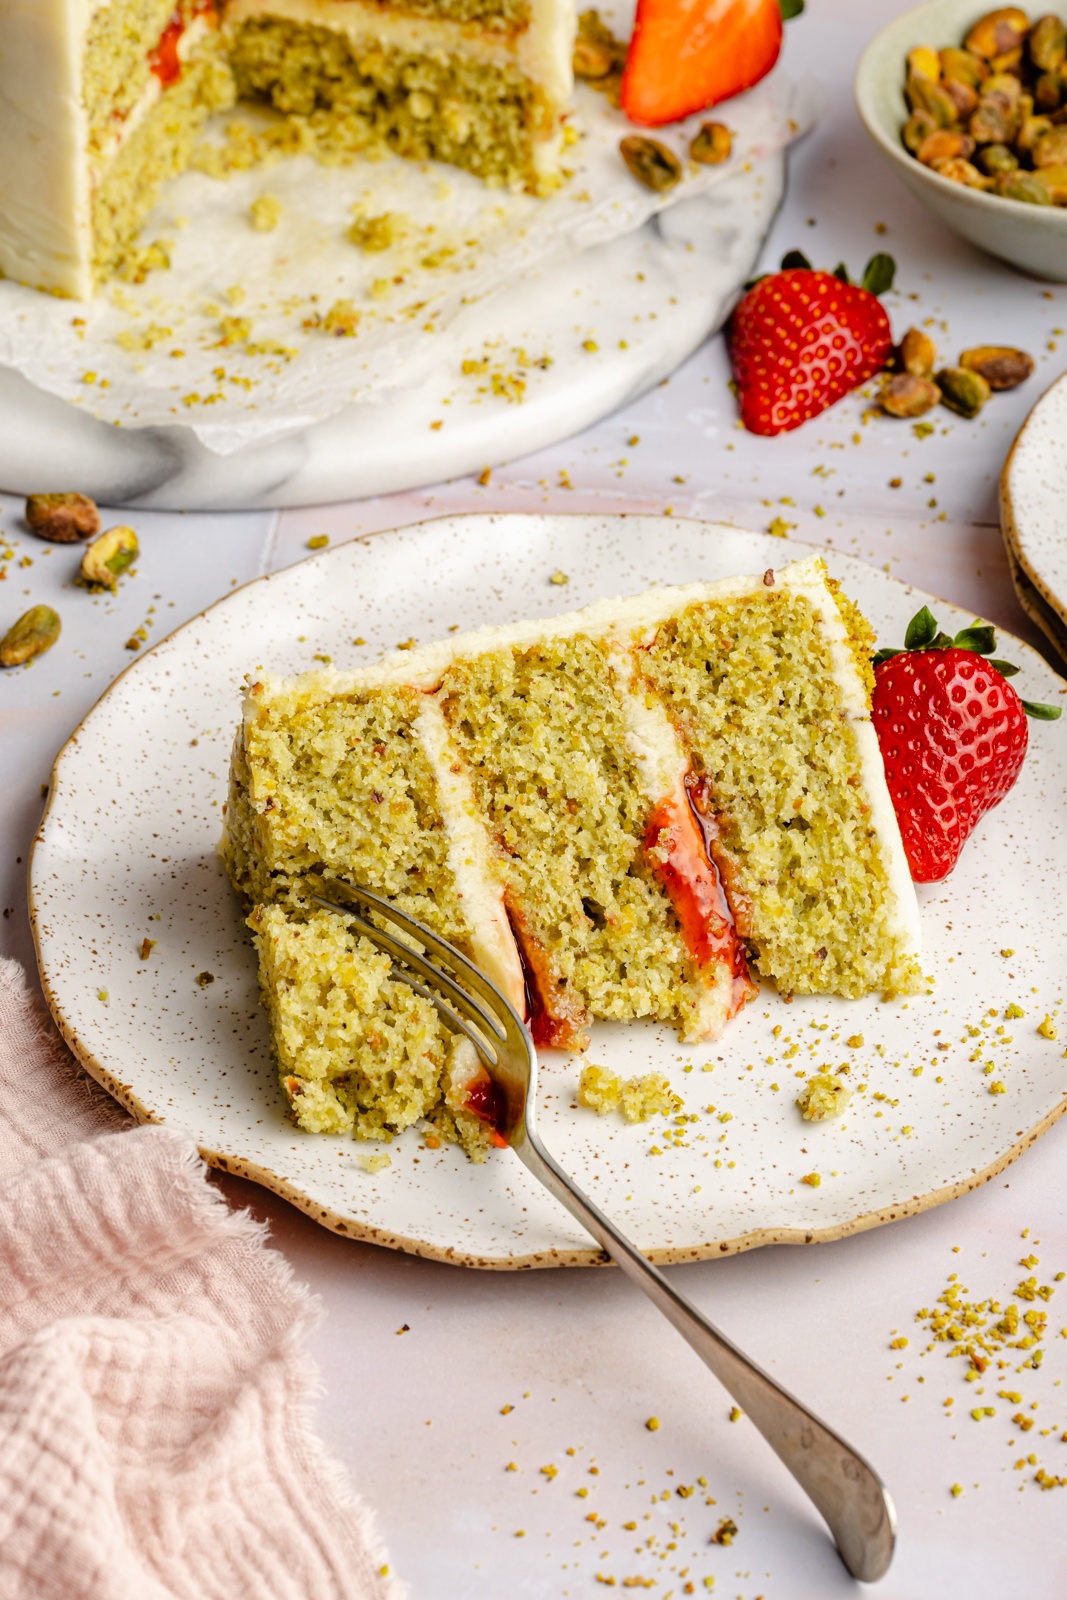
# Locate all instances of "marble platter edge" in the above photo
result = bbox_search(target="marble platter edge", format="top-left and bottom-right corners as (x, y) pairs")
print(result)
(0, 160), (782, 513)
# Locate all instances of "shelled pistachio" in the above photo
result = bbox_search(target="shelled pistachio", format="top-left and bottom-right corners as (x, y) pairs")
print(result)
(879, 373), (942, 417)
(24, 492), (99, 544)
(937, 365), (992, 417)
(619, 136), (682, 191)
(0, 606), (60, 667)
(79, 525), (139, 591)
(959, 345), (1034, 387)
(899, 326), (939, 376)
(689, 122), (732, 165)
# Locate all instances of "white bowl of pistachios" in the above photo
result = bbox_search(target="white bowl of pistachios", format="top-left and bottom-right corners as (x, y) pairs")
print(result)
(855, 0), (1067, 281)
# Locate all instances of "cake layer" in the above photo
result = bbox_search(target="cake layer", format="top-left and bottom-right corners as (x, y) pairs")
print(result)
(225, 6), (568, 189)
(251, 903), (496, 1157)
(225, 677), (525, 1008)
(637, 578), (920, 999)
(225, 0), (572, 107)
(92, 31), (234, 281)
(84, 0), (210, 155)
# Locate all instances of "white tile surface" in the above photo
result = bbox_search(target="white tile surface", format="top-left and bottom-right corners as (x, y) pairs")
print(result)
(3, 0), (1067, 1594)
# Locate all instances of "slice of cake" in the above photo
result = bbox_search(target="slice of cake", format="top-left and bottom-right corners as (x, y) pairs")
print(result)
(223, 553), (922, 1155)
(0, 1), (235, 298)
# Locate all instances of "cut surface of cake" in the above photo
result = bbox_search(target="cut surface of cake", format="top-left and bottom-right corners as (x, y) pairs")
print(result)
(224, 0), (573, 192)
(0, 0), (574, 298)
(222, 554), (922, 1157)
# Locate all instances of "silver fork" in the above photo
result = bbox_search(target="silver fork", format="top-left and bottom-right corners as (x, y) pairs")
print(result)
(313, 882), (896, 1583)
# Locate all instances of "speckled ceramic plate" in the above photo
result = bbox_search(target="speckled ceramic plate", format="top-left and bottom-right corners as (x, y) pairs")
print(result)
(1002, 371), (1067, 665)
(29, 515), (1067, 1268)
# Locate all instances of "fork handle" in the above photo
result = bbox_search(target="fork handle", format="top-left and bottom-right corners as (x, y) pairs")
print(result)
(514, 1126), (896, 1584)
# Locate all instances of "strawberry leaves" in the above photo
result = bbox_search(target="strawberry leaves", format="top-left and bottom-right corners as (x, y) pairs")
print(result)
(874, 606), (1061, 720)
(1021, 698), (1063, 720)
(747, 250), (896, 295)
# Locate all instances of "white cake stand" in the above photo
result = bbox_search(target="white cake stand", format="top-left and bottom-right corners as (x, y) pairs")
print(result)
(0, 157), (782, 511)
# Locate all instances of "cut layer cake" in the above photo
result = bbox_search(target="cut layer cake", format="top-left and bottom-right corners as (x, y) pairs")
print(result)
(222, 553), (922, 1159)
(0, 0), (575, 299)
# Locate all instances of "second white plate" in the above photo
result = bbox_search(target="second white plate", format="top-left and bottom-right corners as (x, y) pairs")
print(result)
(1002, 370), (1067, 663)
(29, 515), (1067, 1266)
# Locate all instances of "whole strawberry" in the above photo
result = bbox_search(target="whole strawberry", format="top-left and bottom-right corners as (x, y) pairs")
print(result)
(728, 252), (894, 436)
(872, 607), (1060, 883)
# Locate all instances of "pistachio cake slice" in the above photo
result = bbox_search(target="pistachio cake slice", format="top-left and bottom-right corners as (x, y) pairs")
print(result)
(224, 553), (921, 1156)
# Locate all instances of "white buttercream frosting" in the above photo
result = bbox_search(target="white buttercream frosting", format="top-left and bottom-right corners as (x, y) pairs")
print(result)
(414, 696), (526, 1015)
(0, 0), (95, 298)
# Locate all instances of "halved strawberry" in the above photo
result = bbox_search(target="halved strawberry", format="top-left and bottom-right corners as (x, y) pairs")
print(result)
(727, 254), (894, 436)
(872, 607), (1060, 883)
(621, 0), (783, 128)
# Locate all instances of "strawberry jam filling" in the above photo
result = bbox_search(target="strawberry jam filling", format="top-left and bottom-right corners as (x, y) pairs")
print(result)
(463, 1074), (508, 1148)
(645, 774), (752, 1012)
(149, 2), (216, 87)
(504, 895), (589, 1051)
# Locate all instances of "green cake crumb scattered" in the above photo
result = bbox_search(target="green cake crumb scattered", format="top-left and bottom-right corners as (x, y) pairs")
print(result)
(578, 1064), (683, 1123)
(358, 1150), (392, 1174)
(796, 1072), (851, 1122)
(318, 300), (361, 336)
(250, 193), (282, 231)
(348, 211), (408, 252)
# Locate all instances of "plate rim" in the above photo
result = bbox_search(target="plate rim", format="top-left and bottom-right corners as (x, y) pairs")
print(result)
(1001, 369), (1067, 660)
(28, 511), (1067, 1269)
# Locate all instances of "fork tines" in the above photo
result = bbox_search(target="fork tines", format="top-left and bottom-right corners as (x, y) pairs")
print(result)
(310, 884), (508, 1063)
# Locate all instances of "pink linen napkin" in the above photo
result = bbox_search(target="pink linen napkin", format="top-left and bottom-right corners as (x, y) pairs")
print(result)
(0, 958), (401, 1600)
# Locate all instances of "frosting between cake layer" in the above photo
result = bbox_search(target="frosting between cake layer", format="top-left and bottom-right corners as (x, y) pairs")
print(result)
(605, 639), (741, 1038)
(413, 696), (526, 1015)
